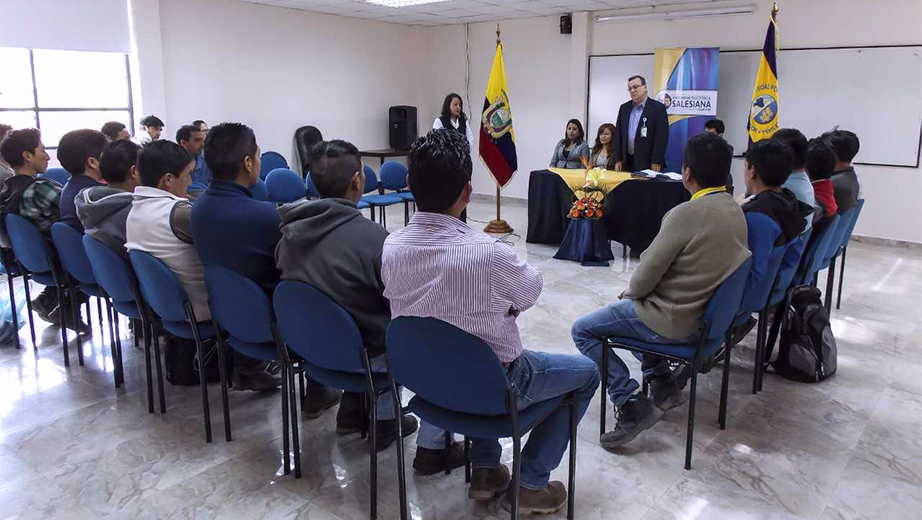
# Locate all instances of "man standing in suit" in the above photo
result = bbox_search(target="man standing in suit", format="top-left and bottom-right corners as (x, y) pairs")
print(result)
(613, 75), (670, 172)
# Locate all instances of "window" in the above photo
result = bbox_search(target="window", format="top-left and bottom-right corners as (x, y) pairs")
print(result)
(0, 47), (133, 148)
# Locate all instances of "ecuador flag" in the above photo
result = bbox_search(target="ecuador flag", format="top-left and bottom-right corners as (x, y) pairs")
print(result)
(748, 3), (780, 144)
(479, 42), (518, 189)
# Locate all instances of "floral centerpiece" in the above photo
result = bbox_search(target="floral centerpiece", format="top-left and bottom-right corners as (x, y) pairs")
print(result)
(568, 168), (606, 220)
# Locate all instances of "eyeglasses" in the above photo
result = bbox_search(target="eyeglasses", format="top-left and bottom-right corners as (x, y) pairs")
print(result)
(627, 85), (645, 92)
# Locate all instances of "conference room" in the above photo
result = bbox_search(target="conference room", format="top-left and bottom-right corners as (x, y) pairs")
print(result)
(0, 0), (920, 519)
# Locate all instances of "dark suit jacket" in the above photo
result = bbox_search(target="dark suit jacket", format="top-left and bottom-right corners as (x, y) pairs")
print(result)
(613, 97), (670, 171)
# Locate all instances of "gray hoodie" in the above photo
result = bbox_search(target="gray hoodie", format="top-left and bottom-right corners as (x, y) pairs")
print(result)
(276, 198), (390, 356)
(75, 186), (133, 258)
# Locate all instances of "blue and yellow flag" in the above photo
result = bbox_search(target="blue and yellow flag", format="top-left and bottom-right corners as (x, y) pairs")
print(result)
(479, 42), (517, 189)
(748, 3), (780, 144)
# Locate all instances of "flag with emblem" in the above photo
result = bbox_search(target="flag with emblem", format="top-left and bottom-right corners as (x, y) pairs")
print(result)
(748, 3), (780, 144)
(479, 41), (518, 189)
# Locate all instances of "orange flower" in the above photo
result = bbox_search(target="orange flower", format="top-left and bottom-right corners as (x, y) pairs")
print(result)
(570, 209), (580, 218)
(576, 202), (586, 211)
(596, 209), (604, 218)
(585, 209), (595, 218)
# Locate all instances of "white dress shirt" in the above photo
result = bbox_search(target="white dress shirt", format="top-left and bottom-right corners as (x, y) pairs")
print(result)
(432, 117), (475, 151)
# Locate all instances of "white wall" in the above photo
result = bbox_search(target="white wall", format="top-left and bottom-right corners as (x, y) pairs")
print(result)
(424, 0), (921, 242)
(153, 0), (427, 172)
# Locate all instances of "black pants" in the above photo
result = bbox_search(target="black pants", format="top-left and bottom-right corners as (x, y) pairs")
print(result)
(624, 154), (635, 172)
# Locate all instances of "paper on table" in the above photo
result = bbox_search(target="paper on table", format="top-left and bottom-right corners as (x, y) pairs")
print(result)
(639, 169), (683, 181)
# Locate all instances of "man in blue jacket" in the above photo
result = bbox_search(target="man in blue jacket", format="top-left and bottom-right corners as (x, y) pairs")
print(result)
(191, 123), (338, 410)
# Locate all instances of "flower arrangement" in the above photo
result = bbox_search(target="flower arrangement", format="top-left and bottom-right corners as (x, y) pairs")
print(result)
(568, 168), (606, 220)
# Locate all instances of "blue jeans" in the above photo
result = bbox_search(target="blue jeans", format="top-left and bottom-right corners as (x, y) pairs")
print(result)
(571, 300), (685, 409)
(468, 350), (600, 491)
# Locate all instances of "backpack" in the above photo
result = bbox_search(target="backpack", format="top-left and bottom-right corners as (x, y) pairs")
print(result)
(771, 285), (837, 382)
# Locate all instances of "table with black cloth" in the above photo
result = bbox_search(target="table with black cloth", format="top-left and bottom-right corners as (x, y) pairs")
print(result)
(526, 169), (691, 255)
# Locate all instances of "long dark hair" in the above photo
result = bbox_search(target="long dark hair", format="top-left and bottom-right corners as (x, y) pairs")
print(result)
(563, 119), (585, 146)
(441, 93), (467, 124)
(592, 123), (616, 156)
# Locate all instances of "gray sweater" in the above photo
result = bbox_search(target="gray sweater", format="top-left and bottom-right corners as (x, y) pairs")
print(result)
(75, 186), (133, 258)
(549, 140), (589, 169)
(621, 191), (751, 340)
(275, 198), (390, 356)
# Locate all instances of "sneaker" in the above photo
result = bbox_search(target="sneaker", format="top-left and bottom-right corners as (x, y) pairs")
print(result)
(375, 415), (419, 451)
(301, 386), (342, 419)
(501, 481), (567, 515)
(600, 395), (664, 449)
(649, 374), (685, 412)
(413, 441), (467, 476)
(232, 371), (281, 392)
(468, 465), (510, 501)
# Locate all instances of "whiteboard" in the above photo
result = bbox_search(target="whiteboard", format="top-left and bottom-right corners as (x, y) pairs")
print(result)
(588, 46), (922, 167)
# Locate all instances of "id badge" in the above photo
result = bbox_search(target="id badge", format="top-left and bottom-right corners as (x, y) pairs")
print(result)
(641, 126), (648, 138)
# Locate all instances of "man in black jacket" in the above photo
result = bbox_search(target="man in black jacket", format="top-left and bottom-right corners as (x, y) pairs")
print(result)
(613, 75), (670, 172)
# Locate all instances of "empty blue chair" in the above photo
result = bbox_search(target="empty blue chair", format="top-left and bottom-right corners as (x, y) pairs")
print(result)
(835, 199), (865, 309)
(251, 178), (269, 201)
(84, 235), (162, 414)
(387, 317), (579, 520)
(39, 167), (70, 186)
(360, 165), (402, 228)
(51, 223), (121, 386)
(129, 250), (224, 442)
(266, 168), (306, 204)
(204, 264), (298, 470)
(260, 151), (288, 180)
(274, 280), (393, 520)
(816, 206), (857, 312)
(5, 214), (73, 364)
(379, 161), (414, 225)
(602, 257), (752, 470)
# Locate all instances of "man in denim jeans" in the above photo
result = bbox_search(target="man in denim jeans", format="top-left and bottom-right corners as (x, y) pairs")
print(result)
(572, 132), (750, 450)
(382, 129), (600, 515)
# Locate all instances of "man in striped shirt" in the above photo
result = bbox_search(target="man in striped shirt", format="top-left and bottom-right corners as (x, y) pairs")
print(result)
(382, 129), (600, 516)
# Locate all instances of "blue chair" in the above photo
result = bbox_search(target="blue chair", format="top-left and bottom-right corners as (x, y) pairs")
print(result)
(795, 214), (842, 287)
(84, 235), (163, 414)
(266, 168), (306, 204)
(387, 317), (578, 520)
(51, 223), (121, 386)
(129, 250), (225, 443)
(602, 257), (752, 470)
(274, 281), (393, 520)
(379, 161), (414, 225)
(360, 165), (402, 228)
(817, 207), (856, 312)
(39, 167), (70, 186)
(204, 264), (298, 470)
(835, 199), (865, 309)
(5, 214), (75, 364)
(1, 248), (31, 350)
(260, 151), (288, 180)
(251, 178), (269, 201)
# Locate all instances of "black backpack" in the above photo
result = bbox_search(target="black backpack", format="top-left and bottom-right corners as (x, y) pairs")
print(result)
(771, 285), (837, 382)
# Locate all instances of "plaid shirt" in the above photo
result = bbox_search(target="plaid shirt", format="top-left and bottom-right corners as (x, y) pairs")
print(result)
(21, 179), (62, 232)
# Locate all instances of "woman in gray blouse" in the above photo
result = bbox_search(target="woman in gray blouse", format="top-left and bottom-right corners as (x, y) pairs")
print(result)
(589, 123), (617, 170)
(549, 119), (589, 169)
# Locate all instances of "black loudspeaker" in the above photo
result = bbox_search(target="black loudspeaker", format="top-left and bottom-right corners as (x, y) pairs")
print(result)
(389, 105), (417, 150)
(560, 14), (572, 34)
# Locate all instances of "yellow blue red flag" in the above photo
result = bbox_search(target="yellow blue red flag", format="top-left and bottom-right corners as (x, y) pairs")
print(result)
(479, 42), (517, 189)
(748, 4), (780, 144)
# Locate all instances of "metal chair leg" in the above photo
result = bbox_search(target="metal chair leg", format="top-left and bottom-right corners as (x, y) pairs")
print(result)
(185, 303), (212, 443)
(56, 284), (70, 367)
(142, 317), (154, 413)
(718, 333), (732, 430)
(369, 388), (378, 520)
(96, 297), (103, 331)
(444, 430), (452, 475)
(825, 256), (836, 314)
(105, 300), (120, 388)
(275, 331), (290, 475)
(213, 322), (232, 442)
(288, 364), (301, 478)
(685, 357), (699, 471)
(7, 271), (19, 349)
(757, 311), (769, 392)
(464, 436), (471, 483)
(836, 246), (847, 309)
(752, 314), (763, 395)
(389, 371), (409, 520)
(22, 274), (37, 350)
(511, 432), (522, 520)
(152, 322), (166, 413)
(70, 289), (84, 366)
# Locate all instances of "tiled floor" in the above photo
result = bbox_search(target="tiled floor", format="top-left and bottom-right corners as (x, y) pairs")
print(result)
(0, 199), (920, 520)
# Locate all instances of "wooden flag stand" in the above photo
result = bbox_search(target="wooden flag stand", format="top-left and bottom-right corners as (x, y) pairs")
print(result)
(483, 24), (514, 235)
(484, 186), (513, 234)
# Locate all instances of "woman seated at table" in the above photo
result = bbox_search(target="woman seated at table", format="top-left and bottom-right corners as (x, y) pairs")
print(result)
(549, 119), (589, 169)
(588, 123), (617, 170)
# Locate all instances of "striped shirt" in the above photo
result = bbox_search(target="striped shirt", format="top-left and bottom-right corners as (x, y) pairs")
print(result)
(381, 212), (542, 363)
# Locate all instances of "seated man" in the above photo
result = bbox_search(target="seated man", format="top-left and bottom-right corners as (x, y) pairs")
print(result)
(275, 139), (466, 471)
(76, 139), (141, 258)
(101, 121), (130, 142)
(773, 128), (816, 233)
(58, 129), (108, 232)
(703, 118), (734, 192)
(806, 137), (839, 233)
(0, 128), (80, 328)
(822, 129), (861, 211)
(382, 129), (600, 514)
(176, 124), (211, 186)
(135, 115), (163, 145)
(572, 132), (749, 448)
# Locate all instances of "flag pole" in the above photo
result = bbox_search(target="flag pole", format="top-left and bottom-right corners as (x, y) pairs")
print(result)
(484, 24), (514, 235)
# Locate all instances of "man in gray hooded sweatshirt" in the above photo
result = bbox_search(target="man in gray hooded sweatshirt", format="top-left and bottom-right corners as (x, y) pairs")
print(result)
(76, 139), (140, 257)
(275, 139), (466, 475)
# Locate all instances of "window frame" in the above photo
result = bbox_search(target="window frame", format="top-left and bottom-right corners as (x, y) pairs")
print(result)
(0, 48), (135, 149)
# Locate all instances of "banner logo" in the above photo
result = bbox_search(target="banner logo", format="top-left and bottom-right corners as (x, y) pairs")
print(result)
(655, 89), (718, 116)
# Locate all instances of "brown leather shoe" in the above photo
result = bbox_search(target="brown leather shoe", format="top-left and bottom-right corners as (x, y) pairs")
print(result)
(468, 465), (510, 500)
(501, 481), (567, 515)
